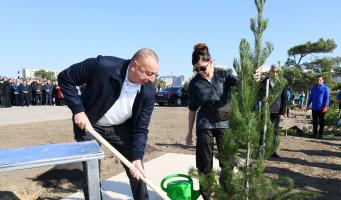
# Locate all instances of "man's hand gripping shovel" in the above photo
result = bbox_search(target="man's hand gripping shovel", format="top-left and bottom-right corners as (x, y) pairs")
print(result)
(86, 127), (170, 200)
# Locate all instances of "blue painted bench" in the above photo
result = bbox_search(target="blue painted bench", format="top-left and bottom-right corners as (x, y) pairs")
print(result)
(0, 141), (104, 200)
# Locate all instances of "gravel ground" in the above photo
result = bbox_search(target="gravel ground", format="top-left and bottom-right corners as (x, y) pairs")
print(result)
(0, 106), (340, 200)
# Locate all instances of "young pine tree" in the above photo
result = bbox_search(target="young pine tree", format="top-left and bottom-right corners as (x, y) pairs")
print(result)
(191, 1), (317, 199)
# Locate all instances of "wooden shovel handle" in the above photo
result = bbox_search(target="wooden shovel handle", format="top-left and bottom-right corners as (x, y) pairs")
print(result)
(87, 128), (169, 200)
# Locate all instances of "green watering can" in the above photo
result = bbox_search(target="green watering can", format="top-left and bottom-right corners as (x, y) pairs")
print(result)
(161, 174), (201, 200)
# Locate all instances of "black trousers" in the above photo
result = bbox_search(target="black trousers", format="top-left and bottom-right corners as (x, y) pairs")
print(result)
(78, 124), (149, 200)
(312, 110), (325, 138)
(35, 93), (42, 105)
(20, 93), (30, 106)
(196, 128), (226, 200)
(45, 93), (52, 105)
(3, 93), (11, 107)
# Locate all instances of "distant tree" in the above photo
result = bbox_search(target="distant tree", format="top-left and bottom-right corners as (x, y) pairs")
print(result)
(154, 73), (166, 91)
(332, 82), (341, 91)
(287, 38), (336, 67)
(183, 73), (197, 90)
(306, 57), (341, 89)
(283, 66), (315, 93)
(34, 70), (55, 80)
(182, 81), (189, 90)
(331, 56), (341, 76)
(285, 39), (339, 92)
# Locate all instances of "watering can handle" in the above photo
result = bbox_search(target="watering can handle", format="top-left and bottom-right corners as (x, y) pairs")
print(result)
(161, 174), (193, 191)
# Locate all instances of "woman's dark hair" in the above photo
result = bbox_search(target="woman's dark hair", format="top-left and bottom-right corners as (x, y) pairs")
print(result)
(192, 43), (211, 65)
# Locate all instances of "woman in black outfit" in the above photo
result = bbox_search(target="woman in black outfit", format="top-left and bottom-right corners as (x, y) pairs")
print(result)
(186, 43), (237, 200)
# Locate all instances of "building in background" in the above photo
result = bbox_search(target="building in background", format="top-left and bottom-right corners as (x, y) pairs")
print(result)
(22, 68), (59, 79)
(172, 75), (185, 87)
(22, 68), (36, 79)
(159, 75), (187, 87)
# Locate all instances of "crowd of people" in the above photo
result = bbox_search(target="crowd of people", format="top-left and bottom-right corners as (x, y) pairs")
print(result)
(0, 77), (70, 107)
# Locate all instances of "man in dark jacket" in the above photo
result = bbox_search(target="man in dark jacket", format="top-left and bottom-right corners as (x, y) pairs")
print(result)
(19, 80), (31, 106)
(2, 77), (12, 107)
(259, 64), (287, 158)
(43, 79), (53, 105)
(58, 48), (159, 200)
(34, 79), (43, 105)
(0, 78), (4, 106)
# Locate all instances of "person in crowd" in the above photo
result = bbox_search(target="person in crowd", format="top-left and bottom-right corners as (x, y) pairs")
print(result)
(286, 87), (292, 117)
(10, 79), (15, 106)
(299, 91), (305, 108)
(258, 64), (287, 158)
(28, 79), (33, 105)
(41, 80), (46, 105)
(58, 48), (159, 200)
(306, 76), (330, 139)
(0, 78), (3, 107)
(52, 80), (57, 105)
(186, 43), (237, 200)
(19, 79), (31, 107)
(43, 79), (53, 105)
(54, 81), (64, 106)
(34, 79), (43, 105)
(2, 77), (12, 107)
(337, 89), (341, 117)
(30, 80), (37, 105)
(12, 79), (21, 106)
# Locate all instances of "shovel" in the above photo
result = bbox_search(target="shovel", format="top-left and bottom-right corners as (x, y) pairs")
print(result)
(303, 91), (310, 135)
(87, 128), (170, 200)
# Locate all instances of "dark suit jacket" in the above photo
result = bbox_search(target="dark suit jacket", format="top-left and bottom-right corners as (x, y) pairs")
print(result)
(58, 55), (155, 160)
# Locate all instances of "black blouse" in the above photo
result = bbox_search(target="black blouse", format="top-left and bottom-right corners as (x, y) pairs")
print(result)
(188, 68), (238, 129)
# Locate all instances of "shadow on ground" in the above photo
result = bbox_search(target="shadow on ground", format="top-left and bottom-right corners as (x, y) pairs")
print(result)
(270, 154), (341, 171)
(0, 191), (20, 200)
(281, 148), (341, 158)
(265, 167), (341, 200)
(155, 142), (196, 151)
(32, 163), (83, 198)
(309, 139), (341, 147)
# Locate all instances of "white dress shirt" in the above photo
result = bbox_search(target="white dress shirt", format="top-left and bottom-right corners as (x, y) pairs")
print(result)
(96, 67), (141, 126)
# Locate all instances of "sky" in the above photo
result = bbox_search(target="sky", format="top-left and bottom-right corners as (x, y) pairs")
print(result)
(1, 0), (341, 78)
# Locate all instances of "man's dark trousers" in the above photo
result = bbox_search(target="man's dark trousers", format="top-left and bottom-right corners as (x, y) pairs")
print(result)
(79, 124), (149, 200)
(270, 113), (280, 146)
(312, 110), (325, 138)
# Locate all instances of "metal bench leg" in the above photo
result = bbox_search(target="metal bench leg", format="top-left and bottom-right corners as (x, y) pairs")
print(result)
(86, 160), (101, 200)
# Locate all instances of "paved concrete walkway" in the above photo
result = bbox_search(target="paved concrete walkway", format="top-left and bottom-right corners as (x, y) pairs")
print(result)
(65, 153), (219, 200)
(0, 106), (72, 126)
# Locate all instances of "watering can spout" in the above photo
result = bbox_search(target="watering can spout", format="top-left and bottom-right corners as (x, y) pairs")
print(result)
(192, 189), (201, 200)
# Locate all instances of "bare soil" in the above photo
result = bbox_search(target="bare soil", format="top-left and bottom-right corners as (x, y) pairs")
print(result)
(0, 107), (340, 200)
